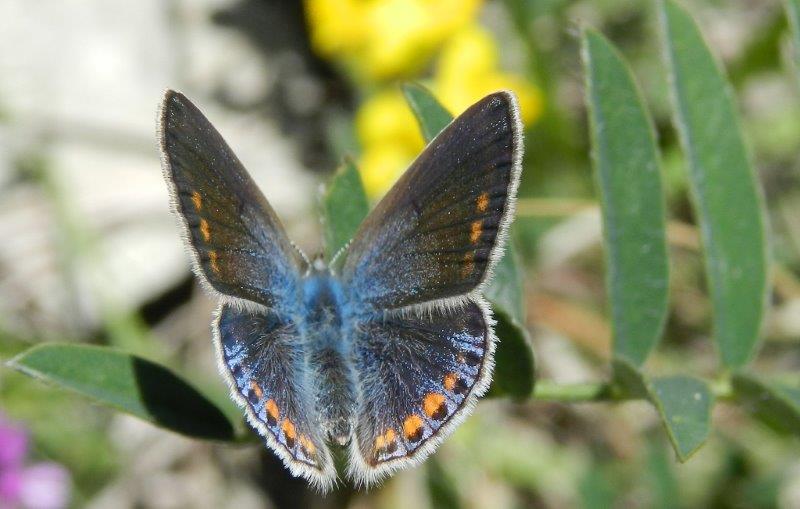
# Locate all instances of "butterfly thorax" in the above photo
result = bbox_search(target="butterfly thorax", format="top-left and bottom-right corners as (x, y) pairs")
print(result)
(299, 269), (357, 445)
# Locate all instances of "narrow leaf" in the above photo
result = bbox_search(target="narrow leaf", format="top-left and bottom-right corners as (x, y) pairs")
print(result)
(579, 467), (617, 509)
(733, 373), (800, 435)
(645, 441), (681, 509)
(582, 29), (670, 367)
(426, 457), (462, 509)
(402, 83), (535, 398)
(323, 158), (369, 263)
(786, 0), (800, 79)
(647, 375), (713, 462)
(402, 82), (452, 140)
(660, 0), (769, 368)
(7, 344), (235, 441)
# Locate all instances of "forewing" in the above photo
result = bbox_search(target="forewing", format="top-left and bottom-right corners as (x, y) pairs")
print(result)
(341, 91), (522, 311)
(159, 90), (306, 308)
(347, 299), (492, 484)
(215, 303), (335, 488)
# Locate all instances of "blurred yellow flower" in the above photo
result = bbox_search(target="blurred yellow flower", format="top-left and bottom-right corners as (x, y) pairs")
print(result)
(304, 0), (483, 81)
(434, 25), (543, 125)
(355, 89), (424, 196)
(355, 24), (543, 198)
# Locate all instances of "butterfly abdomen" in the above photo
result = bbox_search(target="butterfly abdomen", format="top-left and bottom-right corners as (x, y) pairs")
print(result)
(300, 272), (357, 445)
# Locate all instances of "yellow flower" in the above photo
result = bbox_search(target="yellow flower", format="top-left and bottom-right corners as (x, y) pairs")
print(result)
(359, 144), (414, 198)
(351, 23), (544, 199)
(304, 0), (483, 82)
(434, 24), (543, 124)
(356, 88), (424, 151)
(305, 0), (367, 57)
(355, 89), (424, 196)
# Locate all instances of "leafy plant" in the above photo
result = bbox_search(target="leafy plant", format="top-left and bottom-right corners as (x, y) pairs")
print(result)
(4, 0), (800, 479)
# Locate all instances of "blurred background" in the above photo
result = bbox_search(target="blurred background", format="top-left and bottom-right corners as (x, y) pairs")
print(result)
(1, 0), (800, 507)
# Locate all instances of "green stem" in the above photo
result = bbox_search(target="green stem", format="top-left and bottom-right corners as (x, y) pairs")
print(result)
(532, 377), (736, 403)
(532, 381), (616, 402)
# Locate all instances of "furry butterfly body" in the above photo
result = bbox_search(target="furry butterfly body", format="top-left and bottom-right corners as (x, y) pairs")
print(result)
(158, 89), (523, 490)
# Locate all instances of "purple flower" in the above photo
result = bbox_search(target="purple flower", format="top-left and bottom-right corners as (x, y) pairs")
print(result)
(0, 415), (70, 509)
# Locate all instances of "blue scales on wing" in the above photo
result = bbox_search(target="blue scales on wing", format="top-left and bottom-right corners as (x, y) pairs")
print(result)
(341, 91), (523, 481)
(347, 301), (490, 478)
(159, 91), (335, 487)
(216, 304), (335, 482)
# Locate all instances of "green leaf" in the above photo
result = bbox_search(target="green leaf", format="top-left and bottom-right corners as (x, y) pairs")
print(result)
(659, 0), (769, 368)
(486, 247), (535, 398)
(402, 82), (452, 140)
(323, 158), (369, 263)
(786, 0), (800, 80)
(402, 82), (535, 398)
(611, 358), (650, 399)
(582, 29), (670, 367)
(7, 344), (235, 441)
(733, 373), (800, 435)
(578, 466), (617, 509)
(426, 457), (462, 509)
(646, 440), (681, 509)
(612, 361), (713, 461)
(647, 375), (713, 462)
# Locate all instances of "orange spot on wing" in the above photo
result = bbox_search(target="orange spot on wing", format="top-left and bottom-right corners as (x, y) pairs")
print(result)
(282, 419), (296, 448)
(423, 392), (447, 420)
(476, 192), (490, 213)
(200, 219), (211, 241)
(443, 373), (458, 391)
(209, 251), (220, 273)
(265, 399), (279, 426)
(403, 414), (424, 442)
(374, 428), (398, 454)
(470, 220), (482, 243)
(191, 191), (202, 210)
(249, 380), (263, 399)
(299, 435), (316, 456)
(461, 252), (475, 278)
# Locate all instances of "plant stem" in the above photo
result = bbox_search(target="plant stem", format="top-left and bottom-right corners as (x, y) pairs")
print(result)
(532, 377), (736, 403)
(532, 381), (617, 402)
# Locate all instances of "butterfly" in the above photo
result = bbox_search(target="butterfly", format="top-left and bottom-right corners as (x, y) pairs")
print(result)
(158, 89), (523, 490)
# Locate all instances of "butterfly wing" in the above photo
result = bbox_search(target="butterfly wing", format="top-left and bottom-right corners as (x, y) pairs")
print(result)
(215, 304), (335, 488)
(340, 91), (522, 311)
(346, 299), (493, 484)
(159, 91), (335, 488)
(159, 90), (307, 308)
(343, 92), (523, 482)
